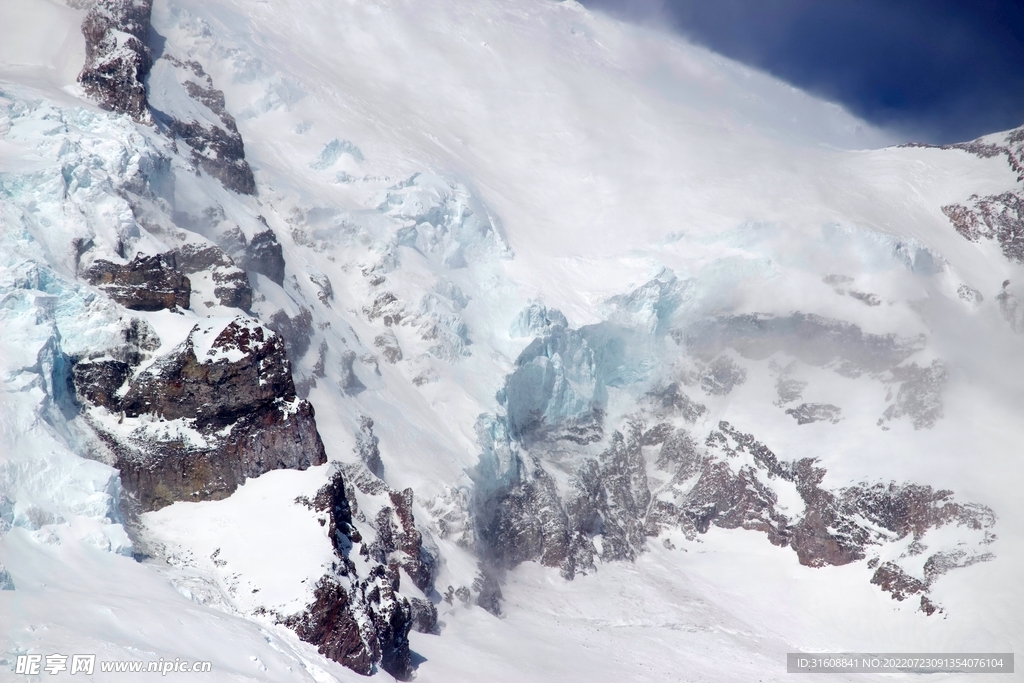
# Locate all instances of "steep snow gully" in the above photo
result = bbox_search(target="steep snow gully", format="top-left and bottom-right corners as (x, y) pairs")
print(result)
(1, 0), (1022, 681)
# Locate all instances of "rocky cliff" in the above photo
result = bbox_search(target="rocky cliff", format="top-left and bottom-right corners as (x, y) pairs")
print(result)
(74, 317), (326, 511)
(78, 0), (154, 121)
(287, 467), (420, 680)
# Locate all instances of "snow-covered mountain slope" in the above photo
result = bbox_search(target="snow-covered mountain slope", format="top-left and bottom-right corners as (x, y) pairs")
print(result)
(2, 0), (1023, 681)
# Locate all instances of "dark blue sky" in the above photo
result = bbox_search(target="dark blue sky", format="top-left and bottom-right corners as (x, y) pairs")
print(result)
(581, 0), (1024, 143)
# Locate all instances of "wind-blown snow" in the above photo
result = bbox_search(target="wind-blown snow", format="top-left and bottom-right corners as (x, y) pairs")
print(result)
(2, 0), (1023, 681)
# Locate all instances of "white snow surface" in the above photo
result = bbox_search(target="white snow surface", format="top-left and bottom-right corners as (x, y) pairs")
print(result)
(1, 0), (1023, 681)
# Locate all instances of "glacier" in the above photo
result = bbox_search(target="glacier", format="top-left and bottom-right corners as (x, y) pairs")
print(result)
(1, 0), (1023, 681)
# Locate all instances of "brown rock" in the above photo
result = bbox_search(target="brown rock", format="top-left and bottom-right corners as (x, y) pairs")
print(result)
(86, 253), (190, 311)
(78, 0), (153, 121)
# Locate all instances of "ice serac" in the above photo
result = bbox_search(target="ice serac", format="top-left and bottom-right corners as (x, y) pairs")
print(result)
(471, 287), (995, 612)
(74, 317), (326, 511)
(78, 0), (154, 121)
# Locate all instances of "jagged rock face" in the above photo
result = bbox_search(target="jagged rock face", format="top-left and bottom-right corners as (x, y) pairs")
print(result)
(267, 308), (314, 362)
(244, 228), (286, 285)
(68, 317), (161, 409)
(870, 562), (933, 609)
(475, 411), (995, 612)
(340, 462), (439, 595)
(642, 383), (707, 422)
(115, 398), (323, 511)
(290, 576), (377, 675)
(654, 422), (994, 610)
(71, 359), (132, 410)
(164, 115), (255, 196)
(468, 292), (991, 611)
(78, 0), (153, 120)
(476, 453), (575, 575)
(353, 417), (384, 479)
(408, 598), (439, 635)
(286, 470), (416, 680)
(568, 425), (651, 563)
(943, 193), (1024, 263)
(85, 253), (191, 311)
(907, 126), (1024, 264)
(369, 488), (436, 594)
(120, 319), (293, 426)
(152, 55), (257, 194)
(171, 243), (252, 310)
(73, 317), (326, 510)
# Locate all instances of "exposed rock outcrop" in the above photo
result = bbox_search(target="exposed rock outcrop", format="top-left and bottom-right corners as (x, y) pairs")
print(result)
(171, 243), (252, 310)
(476, 450), (577, 576)
(909, 126), (1024, 264)
(244, 227), (286, 285)
(474, 411), (995, 613)
(642, 382), (707, 422)
(339, 461), (439, 597)
(649, 422), (994, 611)
(286, 469), (417, 680)
(785, 403), (842, 425)
(73, 317), (326, 511)
(353, 417), (384, 478)
(154, 55), (257, 194)
(85, 253), (191, 311)
(267, 307), (314, 362)
(78, 0), (153, 121)
(943, 192), (1024, 263)
(566, 424), (651, 563)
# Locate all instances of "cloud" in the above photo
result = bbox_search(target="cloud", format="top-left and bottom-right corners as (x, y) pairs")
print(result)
(581, 0), (1024, 143)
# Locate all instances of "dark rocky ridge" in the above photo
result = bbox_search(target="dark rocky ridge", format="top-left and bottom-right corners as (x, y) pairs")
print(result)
(474, 415), (995, 613)
(76, 2), (257, 194)
(85, 253), (191, 311)
(158, 56), (257, 195)
(244, 227), (286, 285)
(470, 297), (991, 611)
(171, 243), (252, 310)
(73, 317), (326, 511)
(78, 0), (153, 121)
(943, 192), (1024, 264)
(287, 469), (418, 680)
(342, 463), (439, 599)
(907, 126), (1024, 265)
